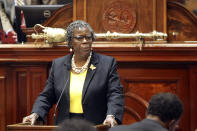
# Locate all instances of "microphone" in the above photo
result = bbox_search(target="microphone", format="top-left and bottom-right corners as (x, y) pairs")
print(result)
(53, 78), (69, 125)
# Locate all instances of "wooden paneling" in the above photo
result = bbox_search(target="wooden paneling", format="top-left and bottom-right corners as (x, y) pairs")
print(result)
(73, 0), (86, 21)
(189, 66), (197, 131)
(0, 47), (196, 131)
(74, 0), (166, 34)
(157, 0), (167, 32)
(4, 65), (49, 128)
(118, 63), (189, 130)
(16, 71), (27, 123)
(28, 68), (48, 111)
(123, 92), (148, 124)
(22, 0), (197, 43)
(43, 3), (73, 28)
(0, 68), (6, 131)
(167, 1), (197, 41)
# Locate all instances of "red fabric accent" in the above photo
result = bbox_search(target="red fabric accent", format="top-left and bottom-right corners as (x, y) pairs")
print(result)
(20, 11), (26, 29)
(0, 30), (17, 44)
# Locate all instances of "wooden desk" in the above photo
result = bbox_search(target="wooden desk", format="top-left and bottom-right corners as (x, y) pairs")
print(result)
(7, 123), (57, 131)
(1, 43), (197, 131)
(7, 123), (109, 131)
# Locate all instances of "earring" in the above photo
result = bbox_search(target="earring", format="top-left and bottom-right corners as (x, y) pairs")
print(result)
(69, 48), (73, 52)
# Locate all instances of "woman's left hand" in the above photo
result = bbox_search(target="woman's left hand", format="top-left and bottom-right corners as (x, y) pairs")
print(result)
(103, 115), (118, 127)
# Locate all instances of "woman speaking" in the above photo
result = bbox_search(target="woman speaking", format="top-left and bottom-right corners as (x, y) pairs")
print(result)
(22, 20), (124, 127)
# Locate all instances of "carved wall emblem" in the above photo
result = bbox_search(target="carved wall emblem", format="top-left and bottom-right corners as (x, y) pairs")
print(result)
(102, 0), (136, 33)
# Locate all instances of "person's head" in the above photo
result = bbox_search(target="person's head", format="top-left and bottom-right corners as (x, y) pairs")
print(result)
(54, 119), (96, 131)
(66, 20), (95, 58)
(146, 92), (183, 131)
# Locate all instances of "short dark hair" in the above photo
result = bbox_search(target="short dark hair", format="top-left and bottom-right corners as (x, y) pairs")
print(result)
(147, 92), (183, 122)
(54, 119), (96, 131)
(66, 20), (95, 48)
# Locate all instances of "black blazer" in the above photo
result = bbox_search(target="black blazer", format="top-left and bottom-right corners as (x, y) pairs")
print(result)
(32, 51), (124, 125)
(109, 119), (168, 131)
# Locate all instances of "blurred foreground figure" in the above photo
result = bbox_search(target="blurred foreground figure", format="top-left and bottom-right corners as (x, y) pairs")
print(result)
(109, 92), (183, 131)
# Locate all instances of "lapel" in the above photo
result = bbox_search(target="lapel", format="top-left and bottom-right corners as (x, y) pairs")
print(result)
(82, 52), (99, 102)
(61, 54), (72, 109)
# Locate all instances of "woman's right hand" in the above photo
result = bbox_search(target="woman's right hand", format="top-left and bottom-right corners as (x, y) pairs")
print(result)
(22, 113), (39, 125)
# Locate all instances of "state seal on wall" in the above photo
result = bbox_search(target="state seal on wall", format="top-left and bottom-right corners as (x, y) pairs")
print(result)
(102, 0), (136, 33)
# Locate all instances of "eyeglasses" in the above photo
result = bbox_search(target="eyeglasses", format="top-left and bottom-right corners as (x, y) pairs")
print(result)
(73, 35), (92, 41)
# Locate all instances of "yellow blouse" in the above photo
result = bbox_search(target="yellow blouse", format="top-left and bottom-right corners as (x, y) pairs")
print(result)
(69, 70), (87, 113)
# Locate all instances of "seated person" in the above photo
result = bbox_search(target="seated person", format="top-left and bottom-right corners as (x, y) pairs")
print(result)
(0, 1), (17, 43)
(109, 92), (183, 131)
(193, 10), (197, 16)
(54, 119), (96, 131)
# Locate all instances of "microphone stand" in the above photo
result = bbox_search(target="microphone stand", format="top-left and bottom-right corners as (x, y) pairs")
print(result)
(53, 79), (69, 125)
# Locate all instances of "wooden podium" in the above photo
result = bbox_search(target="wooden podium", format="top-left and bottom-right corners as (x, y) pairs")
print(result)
(7, 123), (109, 131)
(7, 124), (57, 131)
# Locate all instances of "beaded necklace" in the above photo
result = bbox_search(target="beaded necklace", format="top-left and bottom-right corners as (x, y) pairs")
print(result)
(71, 52), (92, 74)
